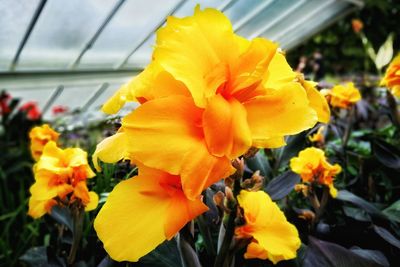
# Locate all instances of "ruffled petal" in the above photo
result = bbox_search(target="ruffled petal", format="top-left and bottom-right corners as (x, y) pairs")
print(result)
(264, 52), (296, 89)
(244, 82), (317, 146)
(237, 191), (300, 264)
(154, 7), (239, 107)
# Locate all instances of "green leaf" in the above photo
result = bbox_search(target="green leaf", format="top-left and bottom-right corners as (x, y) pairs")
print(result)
(264, 171), (300, 201)
(245, 152), (271, 178)
(19, 246), (48, 267)
(277, 132), (307, 168)
(372, 139), (400, 170)
(49, 206), (73, 231)
(350, 247), (389, 267)
(336, 190), (387, 219)
(304, 236), (386, 267)
(132, 239), (182, 267)
(375, 33), (394, 70)
(373, 225), (400, 249)
(382, 199), (400, 223)
(342, 206), (371, 222)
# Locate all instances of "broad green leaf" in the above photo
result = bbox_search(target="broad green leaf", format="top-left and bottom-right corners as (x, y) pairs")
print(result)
(375, 33), (394, 70)
(383, 199), (400, 223)
(304, 236), (386, 267)
(373, 225), (400, 249)
(336, 190), (387, 219)
(19, 246), (48, 267)
(372, 139), (400, 170)
(265, 171), (300, 201)
(245, 152), (271, 178)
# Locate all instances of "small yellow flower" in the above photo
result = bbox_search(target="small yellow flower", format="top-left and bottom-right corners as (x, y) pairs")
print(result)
(290, 147), (341, 197)
(28, 141), (97, 218)
(309, 126), (325, 144)
(235, 190), (300, 264)
(381, 53), (400, 97)
(325, 82), (361, 109)
(29, 124), (59, 161)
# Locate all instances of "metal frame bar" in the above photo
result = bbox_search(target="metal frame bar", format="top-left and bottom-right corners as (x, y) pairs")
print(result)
(248, 0), (307, 39)
(218, 0), (238, 12)
(115, 0), (186, 69)
(281, 3), (357, 50)
(9, 0), (47, 71)
(270, 0), (336, 42)
(42, 85), (63, 114)
(0, 70), (137, 90)
(81, 82), (109, 111)
(69, 0), (126, 69)
(232, 0), (274, 32)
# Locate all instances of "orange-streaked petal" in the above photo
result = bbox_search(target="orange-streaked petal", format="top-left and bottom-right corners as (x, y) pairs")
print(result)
(28, 198), (57, 219)
(94, 166), (207, 262)
(264, 52), (296, 89)
(244, 82), (317, 146)
(94, 177), (169, 262)
(202, 95), (252, 158)
(180, 142), (235, 200)
(236, 190), (300, 264)
(122, 96), (203, 175)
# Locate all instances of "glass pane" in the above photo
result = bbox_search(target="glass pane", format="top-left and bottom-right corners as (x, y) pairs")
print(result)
(78, 0), (179, 69)
(17, 0), (117, 71)
(8, 88), (54, 110)
(44, 84), (102, 119)
(236, 0), (301, 39)
(279, 1), (348, 50)
(88, 83), (123, 111)
(223, 0), (267, 27)
(0, 0), (40, 71)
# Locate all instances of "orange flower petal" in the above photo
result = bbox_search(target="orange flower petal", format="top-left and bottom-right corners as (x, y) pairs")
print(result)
(122, 96), (203, 175)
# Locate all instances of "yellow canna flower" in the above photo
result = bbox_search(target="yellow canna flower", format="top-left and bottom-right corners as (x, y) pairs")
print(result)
(309, 126), (325, 143)
(28, 141), (98, 218)
(95, 7), (320, 200)
(290, 147), (341, 197)
(235, 190), (300, 264)
(94, 165), (208, 262)
(29, 124), (59, 161)
(325, 82), (361, 109)
(381, 53), (400, 97)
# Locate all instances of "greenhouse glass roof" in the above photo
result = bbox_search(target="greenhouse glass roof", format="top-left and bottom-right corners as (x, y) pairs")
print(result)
(0, 0), (363, 121)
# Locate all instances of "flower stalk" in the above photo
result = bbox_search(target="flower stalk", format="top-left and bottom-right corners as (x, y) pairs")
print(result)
(67, 203), (85, 265)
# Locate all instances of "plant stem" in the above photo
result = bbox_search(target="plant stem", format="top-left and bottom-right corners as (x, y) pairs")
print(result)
(67, 204), (84, 265)
(386, 90), (400, 130)
(214, 178), (241, 267)
(315, 187), (329, 223)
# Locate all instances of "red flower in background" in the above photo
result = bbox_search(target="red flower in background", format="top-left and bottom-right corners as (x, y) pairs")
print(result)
(20, 101), (41, 120)
(0, 92), (11, 115)
(52, 105), (69, 116)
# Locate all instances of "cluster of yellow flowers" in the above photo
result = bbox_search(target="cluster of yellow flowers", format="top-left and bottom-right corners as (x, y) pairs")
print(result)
(28, 124), (98, 218)
(93, 7), (330, 263)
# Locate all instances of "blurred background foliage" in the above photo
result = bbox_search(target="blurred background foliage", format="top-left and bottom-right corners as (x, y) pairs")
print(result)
(287, 0), (400, 76)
